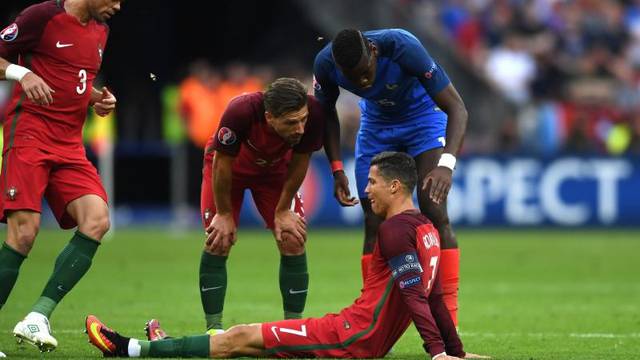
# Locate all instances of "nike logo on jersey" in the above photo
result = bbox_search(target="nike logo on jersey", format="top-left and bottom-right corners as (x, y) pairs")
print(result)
(288, 288), (308, 295)
(56, 41), (74, 48)
(270, 326), (281, 342)
(385, 83), (399, 90)
(201, 285), (224, 292)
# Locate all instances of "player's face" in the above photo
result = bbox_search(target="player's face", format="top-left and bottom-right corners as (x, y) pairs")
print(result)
(365, 166), (391, 217)
(89, 0), (123, 22)
(266, 105), (309, 146)
(340, 42), (378, 89)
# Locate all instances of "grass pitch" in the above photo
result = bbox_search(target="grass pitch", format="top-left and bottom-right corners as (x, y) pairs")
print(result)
(0, 228), (638, 359)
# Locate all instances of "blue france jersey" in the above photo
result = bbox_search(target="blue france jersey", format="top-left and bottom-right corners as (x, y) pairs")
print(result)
(313, 29), (451, 124)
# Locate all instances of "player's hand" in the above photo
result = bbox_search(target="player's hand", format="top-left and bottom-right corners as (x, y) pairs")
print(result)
(333, 170), (359, 206)
(274, 210), (306, 244)
(20, 72), (55, 106)
(464, 353), (491, 359)
(205, 213), (237, 254)
(93, 87), (117, 117)
(422, 166), (453, 205)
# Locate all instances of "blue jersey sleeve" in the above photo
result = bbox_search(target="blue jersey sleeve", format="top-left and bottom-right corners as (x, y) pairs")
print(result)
(312, 46), (340, 108)
(388, 29), (451, 98)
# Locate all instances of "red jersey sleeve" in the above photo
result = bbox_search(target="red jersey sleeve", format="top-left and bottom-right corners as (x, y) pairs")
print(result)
(0, 1), (57, 60)
(292, 96), (325, 154)
(212, 95), (254, 156)
(428, 276), (465, 357)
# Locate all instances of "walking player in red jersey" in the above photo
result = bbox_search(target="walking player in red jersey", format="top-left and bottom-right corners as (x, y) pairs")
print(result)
(85, 152), (488, 360)
(197, 78), (325, 333)
(0, 0), (122, 353)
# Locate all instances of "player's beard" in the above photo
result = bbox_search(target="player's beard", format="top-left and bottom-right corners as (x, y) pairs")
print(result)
(288, 135), (302, 145)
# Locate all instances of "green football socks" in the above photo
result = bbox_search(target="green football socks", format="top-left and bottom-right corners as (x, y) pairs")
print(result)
(199, 252), (227, 330)
(279, 253), (308, 319)
(133, 335), (210, 357)
(0, 242), (26, 310)
(146, 335), (210, 357)
(32, 231), (99, 317)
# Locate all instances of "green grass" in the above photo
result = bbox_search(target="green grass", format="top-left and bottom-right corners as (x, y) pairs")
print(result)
(1, 228), (639, 359)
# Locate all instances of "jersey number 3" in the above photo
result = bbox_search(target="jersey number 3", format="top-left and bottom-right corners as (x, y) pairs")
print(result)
(76, 69), (87, 95)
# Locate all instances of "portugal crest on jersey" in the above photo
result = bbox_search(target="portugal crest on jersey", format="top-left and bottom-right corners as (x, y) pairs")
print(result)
(217, 127), (236, 145)
(0, 23), (19, 42)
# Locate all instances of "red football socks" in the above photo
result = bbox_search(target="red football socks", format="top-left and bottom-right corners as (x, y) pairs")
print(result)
(440, 248), (460, 326)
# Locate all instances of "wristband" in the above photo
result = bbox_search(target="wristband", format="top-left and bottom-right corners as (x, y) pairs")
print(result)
(330, 160), (344, 173)
(437, 153), (456, 171)
(432, 352), (447, 360)
(5, 64), (31, 81)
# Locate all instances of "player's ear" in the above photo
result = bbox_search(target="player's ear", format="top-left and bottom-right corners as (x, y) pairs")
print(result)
(265, 111), (275, 123)
(390, 179), (400, 194)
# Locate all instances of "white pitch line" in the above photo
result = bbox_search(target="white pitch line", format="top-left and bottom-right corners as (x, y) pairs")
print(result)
(459, 332), (640, 339)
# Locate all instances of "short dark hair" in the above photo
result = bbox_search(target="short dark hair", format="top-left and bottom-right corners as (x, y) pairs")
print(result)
(264, 78), (308, 117)
(370, 152), (417, 193)
(332, 29), (368, 69)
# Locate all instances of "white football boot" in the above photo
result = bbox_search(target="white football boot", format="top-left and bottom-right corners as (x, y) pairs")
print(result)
(13, 312), (58, 352)
(0, 350), (6, 357)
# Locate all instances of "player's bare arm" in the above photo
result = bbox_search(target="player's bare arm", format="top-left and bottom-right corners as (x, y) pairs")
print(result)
(90, 86), (117, 117)
(423, 84), (468, 204)
(324, 111), (359, 207)
(0, 56), (54, 106)
(206, 152), (237, 255)
(274, 152), (309, 244)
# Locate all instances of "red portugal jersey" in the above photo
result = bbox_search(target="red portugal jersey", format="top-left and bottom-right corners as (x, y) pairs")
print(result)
(0, 0), (108, 157)
(338, 210), (464, 358)
(203, 92), (325, 178)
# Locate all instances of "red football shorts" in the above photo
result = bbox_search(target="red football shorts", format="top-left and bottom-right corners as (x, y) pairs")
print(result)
(261, 315), (359, 358)
(0, 147), (108, 229)
(200, 159), (304, 229)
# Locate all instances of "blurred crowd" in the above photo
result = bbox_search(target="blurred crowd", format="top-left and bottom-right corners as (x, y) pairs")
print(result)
(168, 60), (365, 152)
(429, 0), (640, 155)
(4, 0), (640, 157)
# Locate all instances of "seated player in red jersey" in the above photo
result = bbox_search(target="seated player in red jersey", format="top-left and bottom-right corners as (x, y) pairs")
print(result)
(85, 152), (488, 360)
(197, 78), (326, 332)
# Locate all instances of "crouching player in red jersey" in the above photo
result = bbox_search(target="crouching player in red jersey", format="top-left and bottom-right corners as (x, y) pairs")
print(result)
(198, 77), (325, 332)
(85, 152), (488, 360)
(0, 0), (122, 354)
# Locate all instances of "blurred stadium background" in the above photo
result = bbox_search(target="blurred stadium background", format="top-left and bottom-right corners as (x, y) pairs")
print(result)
(1, 1), (639, 359)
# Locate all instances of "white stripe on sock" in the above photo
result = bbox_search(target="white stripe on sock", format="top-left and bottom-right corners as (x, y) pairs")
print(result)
(128, 339), (141, 357)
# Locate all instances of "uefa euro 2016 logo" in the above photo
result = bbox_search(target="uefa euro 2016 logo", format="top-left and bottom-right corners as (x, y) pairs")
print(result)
(217, 127), (237, 145)
(0, 23), (19, 42)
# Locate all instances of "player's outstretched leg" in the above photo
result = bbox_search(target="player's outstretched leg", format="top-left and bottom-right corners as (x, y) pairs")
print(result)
(87, 315), (211, 358)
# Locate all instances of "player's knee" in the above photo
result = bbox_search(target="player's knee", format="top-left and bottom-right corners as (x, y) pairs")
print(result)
(11, 222), (39, 254)
(277, 232), (305, 255)
(214, 325), (250, 357)
(80, 212), (110, 240)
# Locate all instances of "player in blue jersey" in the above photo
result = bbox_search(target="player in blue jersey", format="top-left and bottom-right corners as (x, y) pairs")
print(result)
(313, 28), (468, 325)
